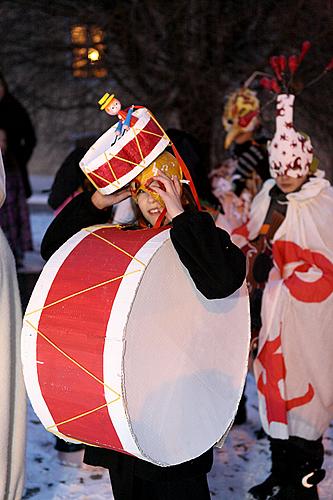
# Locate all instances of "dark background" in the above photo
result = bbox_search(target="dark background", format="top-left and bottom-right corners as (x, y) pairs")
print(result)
(0, 0), (332, 176)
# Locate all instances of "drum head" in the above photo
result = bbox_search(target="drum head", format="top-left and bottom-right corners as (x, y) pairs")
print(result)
(124, 240), (249, 465)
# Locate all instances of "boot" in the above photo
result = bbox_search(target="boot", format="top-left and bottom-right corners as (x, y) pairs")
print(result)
(248, 436), (325, 500)
(248, 438), (289, 499)
(270, 436), (325, 500)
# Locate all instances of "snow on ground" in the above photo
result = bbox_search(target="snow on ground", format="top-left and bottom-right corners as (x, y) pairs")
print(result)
(23, 375), (333, 500)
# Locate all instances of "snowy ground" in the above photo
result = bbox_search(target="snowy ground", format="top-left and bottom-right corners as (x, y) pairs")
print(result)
(21, 179), (333, 499)
(23, 376), (333, 499)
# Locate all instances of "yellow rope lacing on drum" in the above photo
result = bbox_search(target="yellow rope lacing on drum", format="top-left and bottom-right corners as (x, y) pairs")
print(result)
(132, 124), (145, 162)
(25, 270), (142, 316)
(104, 151), (121, 187)
(82, 227), (147, 267)
(24, 225), (149, 434)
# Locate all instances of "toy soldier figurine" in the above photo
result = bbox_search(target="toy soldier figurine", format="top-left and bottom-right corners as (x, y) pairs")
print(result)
(99, 93), (136, 137)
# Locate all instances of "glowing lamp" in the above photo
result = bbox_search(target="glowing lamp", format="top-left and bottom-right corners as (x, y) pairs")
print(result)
(88, 48), (100, 62)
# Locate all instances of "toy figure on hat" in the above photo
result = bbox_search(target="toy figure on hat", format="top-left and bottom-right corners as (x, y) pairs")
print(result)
(99, 92), (137, 144)
(230, 42), (333, 500)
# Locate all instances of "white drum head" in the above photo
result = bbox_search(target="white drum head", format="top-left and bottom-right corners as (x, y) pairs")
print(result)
(124, 240), (249, 465)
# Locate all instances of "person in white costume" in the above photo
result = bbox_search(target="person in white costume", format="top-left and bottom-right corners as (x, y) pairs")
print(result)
(232, 94), (333, 500)
(0, 149), (27, 499)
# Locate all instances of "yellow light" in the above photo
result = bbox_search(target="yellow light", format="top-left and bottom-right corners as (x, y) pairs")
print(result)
(88, 48), (100, 62)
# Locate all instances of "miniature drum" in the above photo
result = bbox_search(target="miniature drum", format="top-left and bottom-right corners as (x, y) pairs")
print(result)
(80, 107), (169, 195)
(22, 226), (250, 466)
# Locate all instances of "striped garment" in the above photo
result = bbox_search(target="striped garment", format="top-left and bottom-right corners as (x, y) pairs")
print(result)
(232, 140), (270, 182)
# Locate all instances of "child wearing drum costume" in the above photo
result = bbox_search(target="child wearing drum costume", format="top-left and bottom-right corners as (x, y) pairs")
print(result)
(41, 150), (246, 500)
(231, 94), (333, 500)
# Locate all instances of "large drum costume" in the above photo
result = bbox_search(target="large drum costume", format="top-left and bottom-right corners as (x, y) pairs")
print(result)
(22, 224), (250, 466)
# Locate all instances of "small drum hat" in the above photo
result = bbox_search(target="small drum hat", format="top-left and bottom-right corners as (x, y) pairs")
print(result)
(80, 107), (169, 195)
(22, 226), (250, 466)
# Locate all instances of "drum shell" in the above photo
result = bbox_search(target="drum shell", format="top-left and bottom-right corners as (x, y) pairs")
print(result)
(80, 108), (169, 195)
(22, 225), (250, 465)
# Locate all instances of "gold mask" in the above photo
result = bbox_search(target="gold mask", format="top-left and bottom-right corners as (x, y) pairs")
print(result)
(131, 151), (183, 206)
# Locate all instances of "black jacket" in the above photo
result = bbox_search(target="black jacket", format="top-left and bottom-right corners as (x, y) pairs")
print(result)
(41, 191), (246, 480)
(0, 92), (36, 198)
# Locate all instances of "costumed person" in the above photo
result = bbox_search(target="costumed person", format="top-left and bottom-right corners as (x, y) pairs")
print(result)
(219, 85), (270, 424)
(0, 149), (27, 500)
(0, 127), (33, 268)
(209, 158), (251, 230)
(0, 71), (36, 198)
(40, 150), (246, 500)
(231, 90), (333, 499)
(48, 136), (96, 216)
(220, 86), (270, 230)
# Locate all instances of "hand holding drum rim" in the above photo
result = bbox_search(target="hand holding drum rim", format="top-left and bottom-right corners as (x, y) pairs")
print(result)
(91, 186), (131, 210)
(150, 169), (184, 220)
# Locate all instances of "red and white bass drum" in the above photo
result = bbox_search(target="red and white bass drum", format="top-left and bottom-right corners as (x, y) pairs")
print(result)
(22, 225), (250, 466)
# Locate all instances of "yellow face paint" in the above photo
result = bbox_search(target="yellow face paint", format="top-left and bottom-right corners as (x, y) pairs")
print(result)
(131, 151), (183, 206)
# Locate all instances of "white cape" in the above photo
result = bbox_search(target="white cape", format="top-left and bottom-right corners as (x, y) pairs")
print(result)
(249, 175), (333, 440)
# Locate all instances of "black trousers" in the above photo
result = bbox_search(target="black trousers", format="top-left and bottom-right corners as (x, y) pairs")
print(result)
(109, 467), (211, 500)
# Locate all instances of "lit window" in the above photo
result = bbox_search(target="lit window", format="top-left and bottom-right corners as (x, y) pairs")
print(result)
(71, 25), (107, 78)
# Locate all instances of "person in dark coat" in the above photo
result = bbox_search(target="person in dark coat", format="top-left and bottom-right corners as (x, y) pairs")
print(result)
(48, 136), (97, 214)
(41, 152), (246, 500)
(0, 72), (36, 198)
(0, 127), (33, 267)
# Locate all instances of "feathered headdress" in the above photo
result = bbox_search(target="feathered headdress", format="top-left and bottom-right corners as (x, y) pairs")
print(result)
(260, 42), (332, 178)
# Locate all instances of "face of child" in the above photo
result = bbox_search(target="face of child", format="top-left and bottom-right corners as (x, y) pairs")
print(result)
(0, 129), (7, 152)
(105, 99), (121, 116)
(136, 180), (169, 226)
(275, 174), (308, 193)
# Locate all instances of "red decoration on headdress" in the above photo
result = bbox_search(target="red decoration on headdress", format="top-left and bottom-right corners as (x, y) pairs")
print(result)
(298, 41), (311, 64)
(325, 58), (333, 72)
(259, 77), (272, 90)
(279, 55), (287, 72)
(271, 79), (281, 94)
(288, 55), (299, 75)
(260, 77), (281, 94)
(270, 56), (282, 81)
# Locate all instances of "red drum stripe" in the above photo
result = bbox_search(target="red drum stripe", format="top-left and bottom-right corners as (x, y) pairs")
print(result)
(36, 227), (165, 449)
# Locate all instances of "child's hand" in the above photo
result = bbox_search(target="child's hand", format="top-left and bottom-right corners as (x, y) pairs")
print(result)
(151, 170), (184, 220)
(91, 186), (131, 210)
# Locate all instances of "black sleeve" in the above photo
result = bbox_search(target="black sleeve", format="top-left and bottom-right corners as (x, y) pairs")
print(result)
(170, 210), (246, 300)
(48, 148), (86, 210)
(41, 191), (112, 261)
